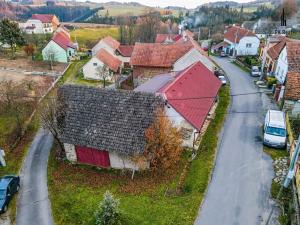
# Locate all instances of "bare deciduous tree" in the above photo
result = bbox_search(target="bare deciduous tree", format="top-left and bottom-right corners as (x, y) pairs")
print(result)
(0, 80), (37, 139)
(39, 94), (66, 157)
(95, 65), (111, 88)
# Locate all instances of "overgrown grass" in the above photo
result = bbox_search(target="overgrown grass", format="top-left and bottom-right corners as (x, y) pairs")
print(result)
(263, 146), (291, 225)
(70, 27), (119, 48)
(48, 86), (230, 225)
(0, 115), (40, 224)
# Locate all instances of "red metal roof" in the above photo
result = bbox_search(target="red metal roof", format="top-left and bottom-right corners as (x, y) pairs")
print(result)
(224, 26), (257, 43)
(31, 14), (54, 23)
(96, 49), (122, 72)
(102, 36), (120, 50)
(117, 45), (134, 57)
(130, 42), (193, 67)
(160, 62), (222, 130)
(52, 31), (74, 50)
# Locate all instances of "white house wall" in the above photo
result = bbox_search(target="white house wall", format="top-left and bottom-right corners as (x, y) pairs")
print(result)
(275, 47), (288, 84)
(83, 57), (114, 81)
(165, 105), (197, 148)
(173, 48), (215, 72)
(237, 36), (260, 56)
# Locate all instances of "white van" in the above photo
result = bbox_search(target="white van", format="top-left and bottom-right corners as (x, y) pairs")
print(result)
(263, 110), (287, 148)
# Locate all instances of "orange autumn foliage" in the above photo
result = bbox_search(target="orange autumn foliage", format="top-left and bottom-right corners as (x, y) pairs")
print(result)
(144, 108), (183, 172)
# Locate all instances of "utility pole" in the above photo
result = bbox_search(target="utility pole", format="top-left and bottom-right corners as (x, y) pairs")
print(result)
(260, 35), (269, 81)
(198, 27), (201, 42)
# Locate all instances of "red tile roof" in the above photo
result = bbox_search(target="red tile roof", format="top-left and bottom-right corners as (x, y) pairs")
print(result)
(285, 72), (300, 101)
(31, 14), (54, 23)
(224, 26), (257, 43)
(102, 36), (120, 50)
(155, 34), (182, 43)
(267, 37), (289, 60)
(286, 40), (300, 72)
(130, 42), (193, 68)
(96, 49), (121, 72)
(52, 31), (74, 50)
(117, 45), (134, 57)
(160, 62), (222, 130)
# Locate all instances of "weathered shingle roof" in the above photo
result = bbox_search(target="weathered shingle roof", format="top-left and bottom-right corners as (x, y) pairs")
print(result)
(286, 40), (300, 72)
(267, 37), (289, 60)
(285, 72), (300, 101)
(58, 85), (164, 155)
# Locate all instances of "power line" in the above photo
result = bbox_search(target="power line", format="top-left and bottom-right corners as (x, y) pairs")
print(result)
(0, 88), (289, 101)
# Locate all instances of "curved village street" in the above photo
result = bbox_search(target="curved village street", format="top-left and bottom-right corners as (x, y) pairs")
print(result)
(195, 57), (278, 225)
(16, 128), (54, 225)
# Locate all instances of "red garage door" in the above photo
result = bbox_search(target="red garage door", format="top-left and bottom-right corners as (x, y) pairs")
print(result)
(75, 146), (110, 168)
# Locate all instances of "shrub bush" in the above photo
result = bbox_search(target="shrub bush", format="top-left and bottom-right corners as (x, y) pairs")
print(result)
(95, 191), (121, 225)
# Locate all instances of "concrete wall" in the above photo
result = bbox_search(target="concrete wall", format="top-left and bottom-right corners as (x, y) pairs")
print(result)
(64, 143), (77, 162)
(284, 100), (300, 117)
(275, 47), (288, 84)
(83, 57), (114, 81)
(173, 48), (214, 72)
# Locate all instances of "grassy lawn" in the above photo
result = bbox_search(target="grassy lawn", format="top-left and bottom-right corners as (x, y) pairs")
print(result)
(61, 60), (110, 87)
(70, 27), (119, 48)
(48, 86), (230, 225)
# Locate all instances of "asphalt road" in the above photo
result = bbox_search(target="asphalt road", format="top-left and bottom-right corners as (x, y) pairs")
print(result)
(16, 128), (54, 225)
(195, 57), (278, 225)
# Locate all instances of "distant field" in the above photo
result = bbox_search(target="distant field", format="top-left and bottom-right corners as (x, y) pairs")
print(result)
(98, 5), (149, 16)
(97, 5), (180, 17)
(70, 27), (119, 48)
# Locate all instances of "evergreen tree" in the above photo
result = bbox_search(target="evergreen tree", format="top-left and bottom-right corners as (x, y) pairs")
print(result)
(95, 191), (121, 225)
(0, 19), (25, 59)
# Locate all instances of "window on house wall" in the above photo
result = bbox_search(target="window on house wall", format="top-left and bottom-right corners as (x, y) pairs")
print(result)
(93, 63), (97, 66)
(246, 43), (252, 48)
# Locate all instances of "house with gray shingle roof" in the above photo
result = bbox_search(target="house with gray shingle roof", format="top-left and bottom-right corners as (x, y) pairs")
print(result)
(58, 85), (163, 170)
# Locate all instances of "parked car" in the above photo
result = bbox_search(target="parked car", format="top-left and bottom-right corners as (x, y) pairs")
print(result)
(218, 76), (227, 85)
(263, 110), (287, 148)
(251, 66), (261, 77)
(220, 51), (226, 57)
(0, 175), (20, 213)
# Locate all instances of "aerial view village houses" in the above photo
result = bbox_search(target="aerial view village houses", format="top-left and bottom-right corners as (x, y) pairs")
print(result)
(1, 0), (300, 224)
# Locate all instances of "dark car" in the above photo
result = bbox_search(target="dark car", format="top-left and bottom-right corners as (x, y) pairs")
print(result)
(0, 175), (20, 213)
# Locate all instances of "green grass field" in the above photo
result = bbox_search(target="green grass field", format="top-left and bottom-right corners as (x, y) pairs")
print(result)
(48, 86), (230, 225)
(99, 6), (149, 17)
(70, 27), (119, 48)
(98, 5), (180, 17)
